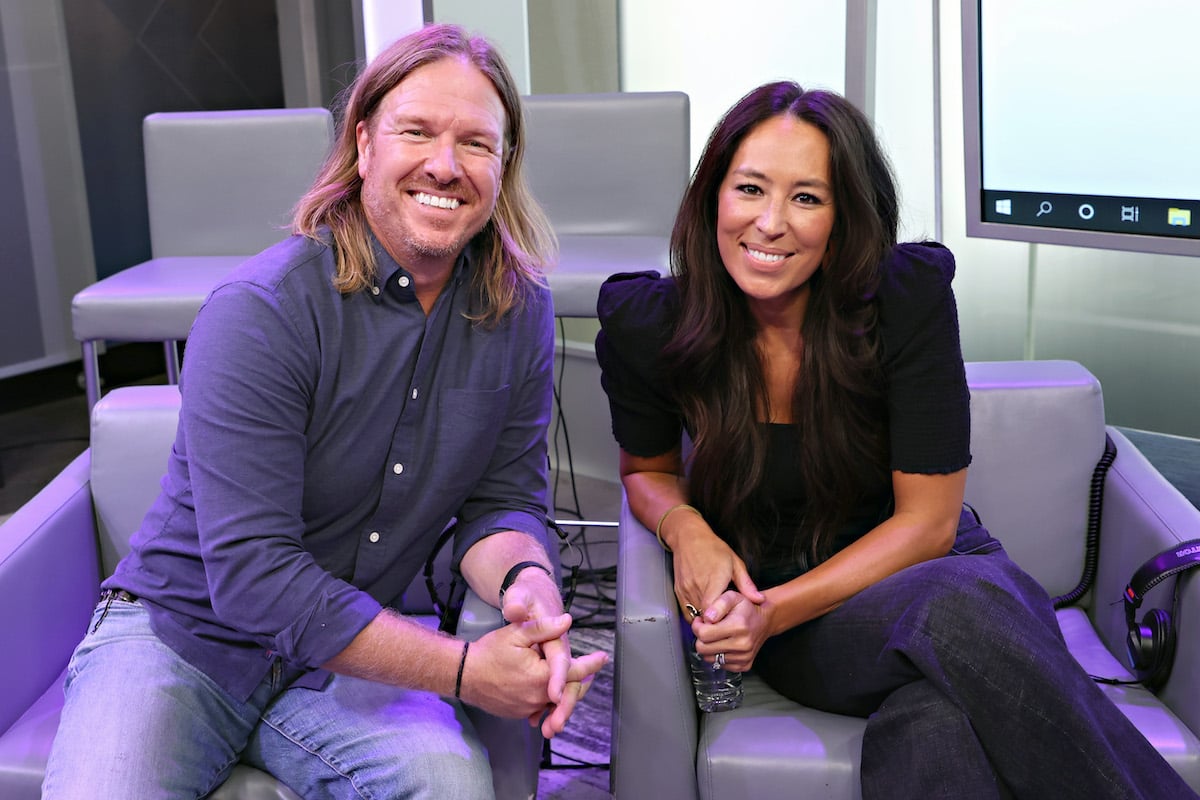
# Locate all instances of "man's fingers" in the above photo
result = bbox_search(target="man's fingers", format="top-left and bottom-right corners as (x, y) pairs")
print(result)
(512, 612), (572, 646)
(541, 635), (572, 701)
(541, 677), (593, 738)
(564, 650), (608, 682)
(501, 577), (563, 625)
(501, 594), (531, 624)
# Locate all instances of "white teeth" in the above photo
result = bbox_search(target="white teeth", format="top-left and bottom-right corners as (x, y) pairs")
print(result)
(746, 247), (785, 263)
(415, 192), (460, 210)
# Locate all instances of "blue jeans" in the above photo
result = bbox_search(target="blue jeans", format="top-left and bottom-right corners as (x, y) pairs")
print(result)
(42, 596), (494, 799)
(754, 511), (1198, 800)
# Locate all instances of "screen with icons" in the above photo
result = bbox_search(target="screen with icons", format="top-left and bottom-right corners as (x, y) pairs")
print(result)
(962, 0), (1199, 257)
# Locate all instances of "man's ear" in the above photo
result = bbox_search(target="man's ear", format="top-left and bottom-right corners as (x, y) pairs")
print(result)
(355, 120), (371, 180)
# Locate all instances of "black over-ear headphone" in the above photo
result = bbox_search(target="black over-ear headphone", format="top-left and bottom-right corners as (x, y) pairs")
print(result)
(1123, 538), (1200, 691)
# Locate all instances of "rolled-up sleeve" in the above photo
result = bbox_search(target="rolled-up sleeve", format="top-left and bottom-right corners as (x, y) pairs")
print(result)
(182, 281), (381, 668)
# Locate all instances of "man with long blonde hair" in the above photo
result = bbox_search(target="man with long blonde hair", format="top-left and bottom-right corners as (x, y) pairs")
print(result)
(44, 24), (603, 799)
(293, 22), (555, 323)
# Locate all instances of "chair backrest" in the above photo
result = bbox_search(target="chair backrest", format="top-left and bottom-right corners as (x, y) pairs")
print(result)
(90, 386), (182, 574)
(521, 91), (690, 237)
(143, 107), (333, 258)
(963, 360), (1107, 600)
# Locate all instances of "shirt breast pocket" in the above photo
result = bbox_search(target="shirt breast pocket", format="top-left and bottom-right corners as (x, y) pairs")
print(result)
(436, 385), (512, 477)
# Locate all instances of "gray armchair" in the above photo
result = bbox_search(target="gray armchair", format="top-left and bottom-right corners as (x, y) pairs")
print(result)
(0, 386), (540, 800)
(611, 359), (1200, 799)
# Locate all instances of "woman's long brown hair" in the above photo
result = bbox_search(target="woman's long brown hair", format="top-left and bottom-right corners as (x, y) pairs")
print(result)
(664, 82), (899, 565)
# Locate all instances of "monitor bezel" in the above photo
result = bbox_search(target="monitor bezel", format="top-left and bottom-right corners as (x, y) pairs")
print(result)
(960, 0), (1200, 258)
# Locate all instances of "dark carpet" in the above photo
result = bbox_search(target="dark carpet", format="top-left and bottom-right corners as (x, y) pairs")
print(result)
(537, 625), (615, 799)
(1117, 427), (1200, 512)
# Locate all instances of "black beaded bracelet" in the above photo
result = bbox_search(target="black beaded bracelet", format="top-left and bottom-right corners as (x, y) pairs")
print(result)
(454, 640), (469, 699)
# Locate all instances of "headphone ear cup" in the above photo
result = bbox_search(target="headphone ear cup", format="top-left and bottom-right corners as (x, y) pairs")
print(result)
(1128, 608), (1176, 690)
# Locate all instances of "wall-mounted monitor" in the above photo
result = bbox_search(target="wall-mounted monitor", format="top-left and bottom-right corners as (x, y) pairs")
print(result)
(961, 0), (1200, 258)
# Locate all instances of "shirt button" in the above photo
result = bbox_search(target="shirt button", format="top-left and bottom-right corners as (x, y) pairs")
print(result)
(393, 463), (404, 475)
(398, 275), (411, 288)
(370, 285), (380, 296)
(369, 531), (380, 543)
(411, 388), (419, 400)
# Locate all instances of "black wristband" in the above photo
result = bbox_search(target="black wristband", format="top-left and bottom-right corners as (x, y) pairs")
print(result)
(454, 640), (469, 699)
(498, 560), (553, 604)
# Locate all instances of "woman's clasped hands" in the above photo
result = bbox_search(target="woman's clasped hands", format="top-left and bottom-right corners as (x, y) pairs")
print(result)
(672, 519), (772, 674)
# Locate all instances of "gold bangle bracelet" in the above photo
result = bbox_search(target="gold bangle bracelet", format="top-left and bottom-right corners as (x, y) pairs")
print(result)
(655, 503), (701, 552)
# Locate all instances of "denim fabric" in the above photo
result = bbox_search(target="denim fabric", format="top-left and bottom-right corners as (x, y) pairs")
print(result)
(754, 513), (1198, 800)
(242, 672), (492, 799)
(42, 598), (494, 800)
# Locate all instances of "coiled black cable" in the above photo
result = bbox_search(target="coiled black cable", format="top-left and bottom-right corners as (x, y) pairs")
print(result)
(1053, 433), (1117, 609)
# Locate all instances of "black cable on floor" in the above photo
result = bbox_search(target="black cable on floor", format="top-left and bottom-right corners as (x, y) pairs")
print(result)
(542, 322), (616, 771)
(551, 319), (584, 523)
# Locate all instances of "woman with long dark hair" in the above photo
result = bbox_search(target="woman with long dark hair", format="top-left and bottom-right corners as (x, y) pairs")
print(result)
(596, 81), (1196, 798)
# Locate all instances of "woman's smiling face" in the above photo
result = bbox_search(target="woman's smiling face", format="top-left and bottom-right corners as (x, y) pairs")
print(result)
(715, 114), (836, 322)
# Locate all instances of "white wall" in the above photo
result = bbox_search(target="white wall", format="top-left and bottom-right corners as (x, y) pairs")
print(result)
(358, 0), (531, 94)
(358, 0), (424, 62)
(620, 0), (846, 173)
(431, 0), (531, 92)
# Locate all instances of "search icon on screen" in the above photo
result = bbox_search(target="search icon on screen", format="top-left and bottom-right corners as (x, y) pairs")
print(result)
(1037, 201), (1053, 217)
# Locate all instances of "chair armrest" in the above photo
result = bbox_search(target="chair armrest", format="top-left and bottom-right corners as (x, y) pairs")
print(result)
(455, 587), (506, 642)
(1093, 427), (1200, 736)
(0, 452), (99, 734)
(454, 587), (542, 800)
(612, 493), (699, 800)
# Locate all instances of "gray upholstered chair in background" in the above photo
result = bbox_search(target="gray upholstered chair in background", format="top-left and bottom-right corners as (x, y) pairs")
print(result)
(0, 386), (541, 800)
(519, 92), (690, 540)
(522, 91), (690, 319)
(611, 359), (1200, 799)
(71, 107), (333, 411)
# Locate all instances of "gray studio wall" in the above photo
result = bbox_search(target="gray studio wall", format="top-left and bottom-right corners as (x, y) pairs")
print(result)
(0, 1), (94, 378)
(64, 0), (286, 283)
(0, 0), (289, 378)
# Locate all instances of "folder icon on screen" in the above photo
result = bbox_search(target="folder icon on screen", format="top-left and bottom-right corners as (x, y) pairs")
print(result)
(1168, 208), (1191, 226)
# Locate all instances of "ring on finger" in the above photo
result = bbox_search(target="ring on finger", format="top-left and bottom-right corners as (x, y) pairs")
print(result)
(714, 652), (726, 669)
(685, 603), (702, 620)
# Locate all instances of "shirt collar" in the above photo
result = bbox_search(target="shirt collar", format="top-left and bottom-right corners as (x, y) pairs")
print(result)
(366, 229), (472, 306)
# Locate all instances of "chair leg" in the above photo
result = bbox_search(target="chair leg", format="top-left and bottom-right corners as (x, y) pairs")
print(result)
(82, 340), (102, 413)
(164, 340), (181, 385)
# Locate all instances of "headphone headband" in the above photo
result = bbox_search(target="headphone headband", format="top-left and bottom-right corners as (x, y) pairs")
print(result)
(1123, 538), (1200, 625)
